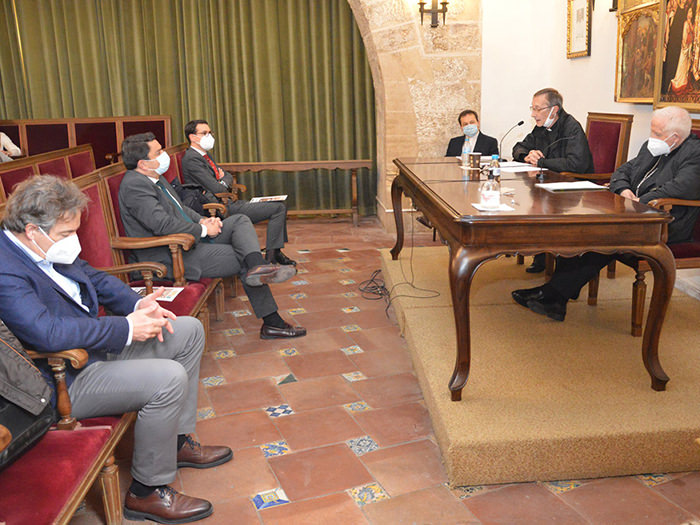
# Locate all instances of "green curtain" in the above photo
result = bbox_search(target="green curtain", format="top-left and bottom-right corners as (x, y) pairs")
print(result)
(0, 0), (376, 214)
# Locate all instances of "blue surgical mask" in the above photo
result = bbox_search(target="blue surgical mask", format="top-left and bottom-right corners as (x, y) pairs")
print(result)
(463, 124), (479, 137)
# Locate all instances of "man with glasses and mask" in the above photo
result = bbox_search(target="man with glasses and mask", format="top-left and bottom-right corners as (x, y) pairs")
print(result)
(511, 106), (700, 322)
(119, 133), (306, 340)
(445, 109), (499, 158)
(0, 175), (232, 523)
(512, 87), (595, 273)
(181, 119), (295, 266)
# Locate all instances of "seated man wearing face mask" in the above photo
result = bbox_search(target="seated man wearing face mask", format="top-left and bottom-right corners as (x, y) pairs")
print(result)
(511, 106), (700, 322)
(181, 120), (295, 267)
(445, 109), (499, 158)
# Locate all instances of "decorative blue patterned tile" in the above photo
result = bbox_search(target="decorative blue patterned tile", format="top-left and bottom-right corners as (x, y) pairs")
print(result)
(238, 295), (249, 302)
(341, 324), (361, 332)
(339, 279), (356, 285)
(344, 401), (371, 412)
(291, 280), (309, 286)
(213, 349), (237, 359)
(451, 484), (490, 499)
(290, 292), (307, 300)
(339, 268), (352, 273)
(252, 488), (289, 510)
(347, 483), (389, 506)
(347, 436), (378, 456)
(336, 248), (351, 252)
(288, 307), (307, 315)
(542, 480), (584, 494)
(201, 376), (225, 387)
(265, 404), (294, 418)
(276, 373), (297, 385)
(231, 309), (251, 317)
(342, 371), (367, 382)
(223, 328), (244, 336)
(279, 347), (299, 356)
(297, 249), (311, 254)
(197, 407), (216, 421)
(341, 345), (364, 355)
(296, 268), (309, 274)
(636, 473), (672, 487)
(342, 306), (360, 313)
(297, 257), (310, 263)
(260, 440), (290, 458)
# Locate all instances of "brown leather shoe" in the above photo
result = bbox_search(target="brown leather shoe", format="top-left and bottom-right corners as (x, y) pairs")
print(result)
(177, 435), (233, 469)
(124, 486), (212, 524)
(244, 263), (296, 286)
(260, 322), (307, 339)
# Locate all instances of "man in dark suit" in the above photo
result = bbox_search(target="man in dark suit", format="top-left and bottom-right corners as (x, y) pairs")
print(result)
(119, 132), (306, 339)
(182, 119), (295, 266)
(512, 106), (700, 321)
(445, 109), (499, 158)
(0, 175), (231, 523)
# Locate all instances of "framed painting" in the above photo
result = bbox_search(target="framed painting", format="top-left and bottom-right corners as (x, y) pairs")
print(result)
(654, 0), (700, 109)
(615, 2), (659, 103)
(567, 0), (592, 58)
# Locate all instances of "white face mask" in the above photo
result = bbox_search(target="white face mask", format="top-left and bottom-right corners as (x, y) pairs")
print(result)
(543, 107), (557, 129)
(33, 227), (82, 264)
(646, 135), (675, 157)
(153, 151), (171, 175)
(199, 133), (215, 151)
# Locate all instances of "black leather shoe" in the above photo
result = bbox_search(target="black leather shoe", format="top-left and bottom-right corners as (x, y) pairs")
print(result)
(124, 486), (212, 524)
(511, 286), (545, 308)
(274, 250), (297, 266)
(526, 295), (567, 321)
(260, 322), (307, 339)
(526, 254), (546, 273)
(177, 435), (233, 469)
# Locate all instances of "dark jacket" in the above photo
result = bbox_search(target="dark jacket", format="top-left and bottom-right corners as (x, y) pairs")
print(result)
(181, 147), (234, 195)
(446, 132), (499, 158)
(608, 134), (700, 243)
(512, 110), (594, 173)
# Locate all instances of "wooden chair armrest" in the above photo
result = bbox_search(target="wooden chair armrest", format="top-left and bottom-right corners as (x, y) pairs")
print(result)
(647, 198), (700, 211)
(97, 262), (167, 294)
(203, 203), (227, 217)
(0, 425), (10, 453)
(26, 348), (89, 369)
(110, 234), (195, 251)
(105, 152), (121, 164)
(562, 171), (613, 181)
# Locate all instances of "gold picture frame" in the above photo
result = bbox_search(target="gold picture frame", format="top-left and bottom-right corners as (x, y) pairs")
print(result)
(615, 2), (659, 103)
(654, 0), (700, 110)
(567, 0), (592, 58)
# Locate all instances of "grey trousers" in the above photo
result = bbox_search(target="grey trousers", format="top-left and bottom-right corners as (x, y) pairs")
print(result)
(68, 316), (204, 486)
(226, 200), (288, 251)
(184, 213), (278, 318)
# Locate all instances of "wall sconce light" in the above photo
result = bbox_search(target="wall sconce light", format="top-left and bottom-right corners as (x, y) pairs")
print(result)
(418, 0), (448, 28)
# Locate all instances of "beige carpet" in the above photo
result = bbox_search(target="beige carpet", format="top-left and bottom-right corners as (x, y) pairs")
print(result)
(381, 246), (700, 486)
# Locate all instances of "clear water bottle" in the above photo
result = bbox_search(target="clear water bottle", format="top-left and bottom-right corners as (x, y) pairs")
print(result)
(488, 154), (501, 182)
(479, 172), (501, 210)
(461, 138), (471, 167)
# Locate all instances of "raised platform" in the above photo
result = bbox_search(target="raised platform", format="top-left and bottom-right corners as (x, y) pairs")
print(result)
(381, 246), (700, 486)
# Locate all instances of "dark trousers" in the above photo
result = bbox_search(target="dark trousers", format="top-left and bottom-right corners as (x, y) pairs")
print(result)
(547, 253), (615, 301)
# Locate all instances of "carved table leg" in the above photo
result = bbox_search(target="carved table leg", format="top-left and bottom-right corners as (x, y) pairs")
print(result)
(448, 244), (486, 401)
(390, 176), (405, 261)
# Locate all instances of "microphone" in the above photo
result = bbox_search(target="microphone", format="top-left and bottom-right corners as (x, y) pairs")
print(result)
(543, 135), (575, 156)
(499, 120), (524, 161)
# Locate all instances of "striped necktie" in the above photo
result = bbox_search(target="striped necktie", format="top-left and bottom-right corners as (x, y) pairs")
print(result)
(156, 180), (193, 223)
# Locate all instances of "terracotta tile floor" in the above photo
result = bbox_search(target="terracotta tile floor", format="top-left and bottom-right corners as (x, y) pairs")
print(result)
(70, 217), (700, 524)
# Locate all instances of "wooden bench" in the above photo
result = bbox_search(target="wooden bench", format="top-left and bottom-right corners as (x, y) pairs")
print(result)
(0, 144), (96, 202)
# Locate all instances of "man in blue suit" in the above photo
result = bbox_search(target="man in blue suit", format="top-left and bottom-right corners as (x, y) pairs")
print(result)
(0, 175), (230, 524)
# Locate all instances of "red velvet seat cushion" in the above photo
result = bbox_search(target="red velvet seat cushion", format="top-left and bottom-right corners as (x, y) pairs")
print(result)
(588, 120), (622, 174)
(163, 153), (180, 184)
(37, 158), (69, 179)
(128, 279), (208, 317)
(0, 415), (121, 524)
(1, 166), (36, 194)
(669, 242), (700, 259)
(68, 150), (96, 177)
(78, 184), (116, 269)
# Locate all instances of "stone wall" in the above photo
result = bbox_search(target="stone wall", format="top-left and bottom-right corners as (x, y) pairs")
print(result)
(347, 0), (482, 229)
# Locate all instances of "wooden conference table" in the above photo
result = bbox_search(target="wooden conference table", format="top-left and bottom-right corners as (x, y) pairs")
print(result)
(390, 158), (675, 401)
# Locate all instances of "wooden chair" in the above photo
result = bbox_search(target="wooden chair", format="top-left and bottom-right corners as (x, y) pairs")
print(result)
(586, 198), (700, 336)
(0, 347), (135, 524)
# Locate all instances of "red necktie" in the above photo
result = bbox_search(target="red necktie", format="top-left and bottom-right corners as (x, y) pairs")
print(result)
(203, 154), (223, 180)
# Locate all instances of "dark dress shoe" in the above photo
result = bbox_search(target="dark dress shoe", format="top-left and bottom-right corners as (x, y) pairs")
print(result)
(124, 486), (212, 524)
(511, 286), (545, 308)
(261, 322), (307, 339)
(526, 295), (567, 321)
(273, 250), (297, 266)
(525, 253), (546, 273)
(244, 263), (296, 287)
(177, 435), (233, 469)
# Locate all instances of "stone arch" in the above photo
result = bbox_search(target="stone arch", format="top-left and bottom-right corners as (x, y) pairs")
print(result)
(346, 0), (482, 228)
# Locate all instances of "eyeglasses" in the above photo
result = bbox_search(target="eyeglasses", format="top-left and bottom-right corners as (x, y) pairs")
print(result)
(529, 105), (552, 113)
(195, 131), (213, 136)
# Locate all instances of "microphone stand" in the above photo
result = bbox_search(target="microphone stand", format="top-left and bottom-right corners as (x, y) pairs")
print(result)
(499, 120), (524, 162)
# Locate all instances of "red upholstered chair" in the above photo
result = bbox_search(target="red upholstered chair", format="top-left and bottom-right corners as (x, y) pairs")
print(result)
(37, 157), (70, 179)
(0, 348), (135, 525)
(0, 165), (37, 195)
(68, 149), (96, 177)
